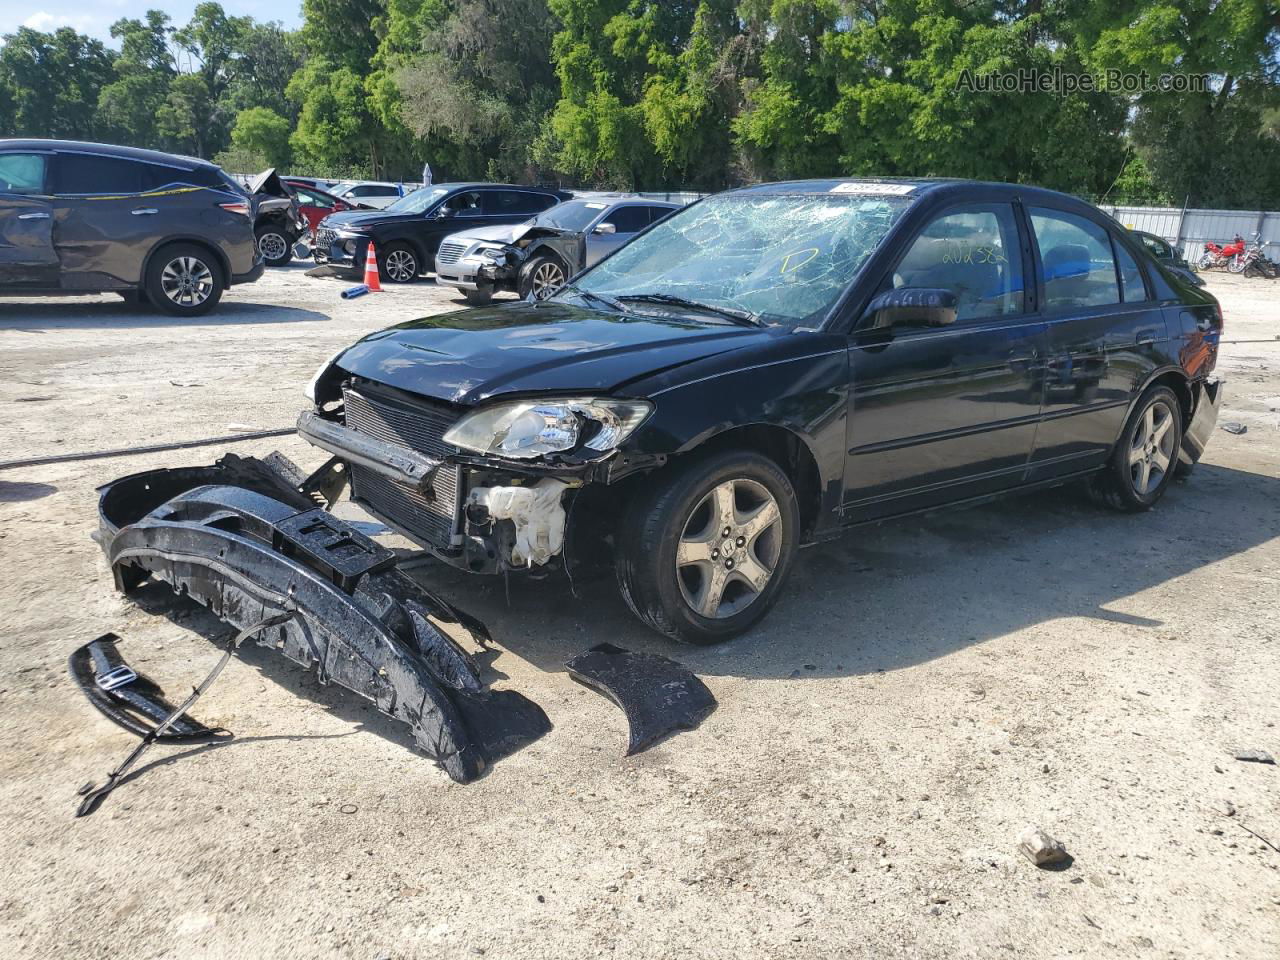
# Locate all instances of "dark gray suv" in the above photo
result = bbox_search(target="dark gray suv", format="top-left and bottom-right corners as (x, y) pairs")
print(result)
(0, 139), (263, 316)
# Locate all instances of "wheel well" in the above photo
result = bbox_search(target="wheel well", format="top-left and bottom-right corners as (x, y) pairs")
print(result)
(692, 425), (823, 538)
(144, 239), (229, 288)
(1147, 371), (1193, 424)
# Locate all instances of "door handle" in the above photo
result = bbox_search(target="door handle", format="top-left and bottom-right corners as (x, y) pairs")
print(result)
(17, 212), (50, 220)
(131, 208), (159, 216)
(1008, 347), (1039, 363)
(1135, 328), (1158, 347)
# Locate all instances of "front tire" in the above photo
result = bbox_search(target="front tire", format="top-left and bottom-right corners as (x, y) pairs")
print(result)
(463, 283), (493, 305)
(518, 254), (567, 301)
(379, 242), (420, 283)
(256, 227), (292, 267)
(615, 450), (800, 644)
(1089, 385), (1183, 511)
(144, 243), (224, 317)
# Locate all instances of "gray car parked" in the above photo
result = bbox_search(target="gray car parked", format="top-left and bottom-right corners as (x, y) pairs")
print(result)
(0, 139), (263, 316)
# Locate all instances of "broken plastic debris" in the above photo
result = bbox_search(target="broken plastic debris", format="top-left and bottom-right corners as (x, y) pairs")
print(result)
(565, 643), (716, 755)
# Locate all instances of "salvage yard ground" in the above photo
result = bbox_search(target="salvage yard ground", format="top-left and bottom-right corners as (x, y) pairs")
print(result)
(0, 265), (1277, 959)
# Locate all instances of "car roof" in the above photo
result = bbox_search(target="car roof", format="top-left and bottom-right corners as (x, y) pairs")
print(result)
(726, 177), (1106, 216)
(0, 138), (215, 170)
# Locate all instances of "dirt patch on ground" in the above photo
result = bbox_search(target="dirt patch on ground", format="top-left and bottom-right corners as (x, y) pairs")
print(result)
(1, 267), (1277, 959)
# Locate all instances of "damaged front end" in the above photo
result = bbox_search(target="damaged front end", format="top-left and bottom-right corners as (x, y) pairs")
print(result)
(95, 454), (551, 783)
(298, 377), (654, 576)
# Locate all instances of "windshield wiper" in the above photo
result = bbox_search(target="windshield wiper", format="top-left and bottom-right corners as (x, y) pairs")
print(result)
(616, 293), (762, 327)
(562, 284), (626, 313)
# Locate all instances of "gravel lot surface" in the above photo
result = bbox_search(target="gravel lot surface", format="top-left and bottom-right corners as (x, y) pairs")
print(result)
(1, 266), (1277, 959)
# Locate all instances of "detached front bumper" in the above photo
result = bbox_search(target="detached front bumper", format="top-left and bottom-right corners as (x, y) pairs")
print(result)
(95, 454), (551, 782)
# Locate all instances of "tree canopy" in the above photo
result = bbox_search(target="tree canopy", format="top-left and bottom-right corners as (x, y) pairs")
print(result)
(0, 1), (1276, 205)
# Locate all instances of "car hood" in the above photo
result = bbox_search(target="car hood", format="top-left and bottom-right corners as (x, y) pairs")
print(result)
(248, 168), (290, 198)
(332, 301), (773, 405)
(446, 222), (534, 246)
(321, 209), (420, 230)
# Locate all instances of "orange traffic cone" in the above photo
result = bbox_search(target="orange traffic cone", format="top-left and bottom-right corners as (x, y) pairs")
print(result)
(363, 240), (382, 292)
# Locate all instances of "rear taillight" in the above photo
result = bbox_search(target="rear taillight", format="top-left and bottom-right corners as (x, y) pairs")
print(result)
(219, 201), (251, 217)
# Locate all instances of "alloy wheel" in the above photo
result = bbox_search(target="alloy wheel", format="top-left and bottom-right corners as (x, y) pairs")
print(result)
(160, 256), (214, 307)
(676, 478), (782, 619)
(531, 261), (566, 299)
(384, 249), (417, 282)
(1129, 398), (1176, 496)
(258, 231), (288, 262)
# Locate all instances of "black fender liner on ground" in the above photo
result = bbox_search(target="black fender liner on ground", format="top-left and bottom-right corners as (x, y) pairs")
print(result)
(97, 460), (549, 782)
(565, 643), (716, 755)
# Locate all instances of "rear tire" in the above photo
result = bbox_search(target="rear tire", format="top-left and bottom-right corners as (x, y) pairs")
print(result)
(1088, 385), (1183, 511)
(615, 450), (800, 644)
(144, 243), (224, 317)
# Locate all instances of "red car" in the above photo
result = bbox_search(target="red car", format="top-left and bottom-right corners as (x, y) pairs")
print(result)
(282, 179), (371, 235)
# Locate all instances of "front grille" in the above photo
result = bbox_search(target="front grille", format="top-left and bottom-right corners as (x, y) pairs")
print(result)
(436, 241), (467, 266)
(342, 385), (462, 549)
(316, 227), (337, 249)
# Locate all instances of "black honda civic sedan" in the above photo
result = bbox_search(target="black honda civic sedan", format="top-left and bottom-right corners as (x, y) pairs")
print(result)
(299, 178), (1224, 643)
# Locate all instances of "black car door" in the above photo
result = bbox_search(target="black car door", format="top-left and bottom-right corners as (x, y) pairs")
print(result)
(1025, 206), (1168, 479)
(0, 151), (58, 287)
(843, 201), (1046, 521)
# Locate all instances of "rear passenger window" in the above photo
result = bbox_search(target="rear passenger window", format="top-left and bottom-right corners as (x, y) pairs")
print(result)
(485, 190), (546, 215)
(1030, 207), (1120, 308)
(0, 153), (46, 194)
(891, 203), (1025, 321)
(1113, 236), (1148, 302)
(647, 206), (674, 225)
(53, 154), (146, 195)
(604, 206), (651, 233)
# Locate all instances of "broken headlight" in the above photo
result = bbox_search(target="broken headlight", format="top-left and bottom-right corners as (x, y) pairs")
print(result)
(443, 398), (652, 460)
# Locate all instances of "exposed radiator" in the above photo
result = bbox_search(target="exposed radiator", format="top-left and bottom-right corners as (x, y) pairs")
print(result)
(342, 385), (462, 550)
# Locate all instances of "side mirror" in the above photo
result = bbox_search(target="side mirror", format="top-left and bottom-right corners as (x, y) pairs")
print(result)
(864, 287), (958, 329)
(594, 222), (617, 235)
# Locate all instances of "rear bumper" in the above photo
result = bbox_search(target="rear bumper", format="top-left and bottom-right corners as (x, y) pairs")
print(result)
(231, 258), (265, 286)
(1179, 376), (1223, 469)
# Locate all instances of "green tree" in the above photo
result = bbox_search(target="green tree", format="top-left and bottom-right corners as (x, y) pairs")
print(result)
(395, 0), (560, 181)
(97, 12), (176, 148)
(227, 105), (293, 168)
(0, 27), (116, 139)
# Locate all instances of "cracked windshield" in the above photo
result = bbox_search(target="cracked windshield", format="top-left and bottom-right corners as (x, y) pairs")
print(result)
(571, 192), (915, 325)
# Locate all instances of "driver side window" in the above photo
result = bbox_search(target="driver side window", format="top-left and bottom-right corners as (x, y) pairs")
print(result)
(450, 191), (483, 217)
(890, 203), (1025, 322)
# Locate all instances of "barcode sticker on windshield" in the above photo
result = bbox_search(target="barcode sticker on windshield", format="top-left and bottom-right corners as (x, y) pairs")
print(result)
(829, 182), (915, 195)
(585, 202), (608, 209)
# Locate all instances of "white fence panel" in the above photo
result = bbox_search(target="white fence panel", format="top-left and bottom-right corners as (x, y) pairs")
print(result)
(1099, 203), (1278, 261)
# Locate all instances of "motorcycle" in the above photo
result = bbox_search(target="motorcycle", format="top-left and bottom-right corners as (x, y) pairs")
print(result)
(1197, 234), (1246, 271)
(1236, 238), (1279, 279)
